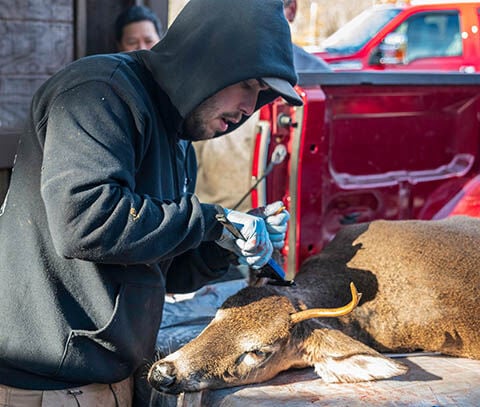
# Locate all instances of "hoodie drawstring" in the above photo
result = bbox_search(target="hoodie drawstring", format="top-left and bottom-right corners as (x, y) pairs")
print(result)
(183, 141), (193, 195)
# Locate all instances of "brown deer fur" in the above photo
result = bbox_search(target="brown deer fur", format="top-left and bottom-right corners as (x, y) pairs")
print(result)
(148, 216), (480, 393)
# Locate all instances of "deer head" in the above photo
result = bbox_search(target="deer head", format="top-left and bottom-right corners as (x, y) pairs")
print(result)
(148, 283), (406, 393)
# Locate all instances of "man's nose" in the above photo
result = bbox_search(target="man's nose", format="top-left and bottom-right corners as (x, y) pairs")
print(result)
(240, 96), (257, 116)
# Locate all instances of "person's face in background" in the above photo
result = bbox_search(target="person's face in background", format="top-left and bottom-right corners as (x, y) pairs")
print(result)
(117, 20), (160, 51)
(283, 0), (297, 23)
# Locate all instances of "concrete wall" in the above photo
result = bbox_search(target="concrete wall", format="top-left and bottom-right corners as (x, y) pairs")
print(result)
(0, 0), (74, 169)
(0, 0), (75, 200)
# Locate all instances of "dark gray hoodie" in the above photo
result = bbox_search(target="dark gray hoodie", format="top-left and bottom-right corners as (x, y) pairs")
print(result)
(0, 0), (298, 389)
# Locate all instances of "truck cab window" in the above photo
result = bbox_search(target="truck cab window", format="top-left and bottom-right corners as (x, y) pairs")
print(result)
(393, 12), (461, 62)
(321, 7), (402, 54)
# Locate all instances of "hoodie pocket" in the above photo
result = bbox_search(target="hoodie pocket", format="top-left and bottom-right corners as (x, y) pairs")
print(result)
(54, 283), (164, 383)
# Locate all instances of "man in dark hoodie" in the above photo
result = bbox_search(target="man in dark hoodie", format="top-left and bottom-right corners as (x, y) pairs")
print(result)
(0, 0), (301, 405)
(194, 0), (331, 213)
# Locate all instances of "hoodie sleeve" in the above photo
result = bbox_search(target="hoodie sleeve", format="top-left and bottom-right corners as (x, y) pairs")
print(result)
(40, 80), (223, 264)
(165, 242), (235, 293)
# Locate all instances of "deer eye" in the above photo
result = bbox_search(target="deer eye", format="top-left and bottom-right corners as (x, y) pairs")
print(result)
(253, 350), (268, 358)
(236, 349), (273, 368)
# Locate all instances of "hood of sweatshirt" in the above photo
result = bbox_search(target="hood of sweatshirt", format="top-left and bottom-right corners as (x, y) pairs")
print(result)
(136, 0), (301, 136)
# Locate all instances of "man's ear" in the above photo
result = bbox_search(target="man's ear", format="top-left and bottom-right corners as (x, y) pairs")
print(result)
(301, 328), (408, 383)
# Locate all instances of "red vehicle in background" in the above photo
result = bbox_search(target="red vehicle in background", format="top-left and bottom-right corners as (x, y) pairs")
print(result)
(252, 71), (480, 278)
(313, 1), (480, 72)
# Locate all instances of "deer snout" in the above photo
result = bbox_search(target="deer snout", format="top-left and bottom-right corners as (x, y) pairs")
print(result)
(148, 361), (177, 392)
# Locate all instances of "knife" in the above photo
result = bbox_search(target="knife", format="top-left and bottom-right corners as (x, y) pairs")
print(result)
(215, 210), (295, 286)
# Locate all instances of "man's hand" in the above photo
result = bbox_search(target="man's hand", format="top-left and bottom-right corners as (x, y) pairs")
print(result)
(215, 209), (273, 269)
(248, 201), (290, 249)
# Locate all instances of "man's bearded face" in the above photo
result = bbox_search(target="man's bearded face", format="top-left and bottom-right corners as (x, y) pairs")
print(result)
(182, 79), (268, 141)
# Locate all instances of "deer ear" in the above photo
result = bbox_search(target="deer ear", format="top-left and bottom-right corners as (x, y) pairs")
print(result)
(302, 328), (407, 383)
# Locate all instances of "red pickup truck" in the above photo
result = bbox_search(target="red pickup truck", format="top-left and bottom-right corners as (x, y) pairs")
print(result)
(252, 71), (480, 277)
(314, 1), (480, 72)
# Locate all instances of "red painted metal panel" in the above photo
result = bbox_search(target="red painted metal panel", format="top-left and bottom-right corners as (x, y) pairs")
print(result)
(254, 81), (480, 276)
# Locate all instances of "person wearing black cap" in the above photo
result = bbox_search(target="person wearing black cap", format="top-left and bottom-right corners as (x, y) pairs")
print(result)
(0, 0), (301, 404)
(194, 0), (330, 214)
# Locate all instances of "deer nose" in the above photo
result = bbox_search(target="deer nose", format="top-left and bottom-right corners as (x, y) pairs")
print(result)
(148, 361), (177, 391)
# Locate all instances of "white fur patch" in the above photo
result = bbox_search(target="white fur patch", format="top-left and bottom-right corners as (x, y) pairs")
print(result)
(213, 309), (226, 322)
(164, 351), (181, 362)
(314, 354), (407, 383)
(239, 336), (259, 352)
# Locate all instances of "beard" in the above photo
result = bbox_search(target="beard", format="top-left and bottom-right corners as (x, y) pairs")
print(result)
(182, 97), (220, 141)
(181, 97), (242, 141)
(182, 108), (216, 141)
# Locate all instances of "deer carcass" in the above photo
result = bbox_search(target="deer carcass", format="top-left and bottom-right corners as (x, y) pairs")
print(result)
(148, 216), (480, 393)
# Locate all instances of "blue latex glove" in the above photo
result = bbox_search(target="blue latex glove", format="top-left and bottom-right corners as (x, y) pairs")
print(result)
(215, 208), (273, 269)
(248, 201), (290, 249)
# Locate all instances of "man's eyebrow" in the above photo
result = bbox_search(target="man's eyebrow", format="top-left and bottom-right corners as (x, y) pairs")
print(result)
(257, 79), (269, 90)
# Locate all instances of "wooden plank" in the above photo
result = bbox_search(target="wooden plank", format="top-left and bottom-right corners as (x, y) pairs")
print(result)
(176, 392), (203, 407)
(0, 75), (48, 133)
(201, 356), (480, 406)
(0, 0), (72, 21)
(0, 21), (73, 75)
(74, 0), (87, 58)
(144, 0), (169, 34)
(0, 5), (73, 153)
(0, 75), (47, 167)
(85, 0), (132, 55)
